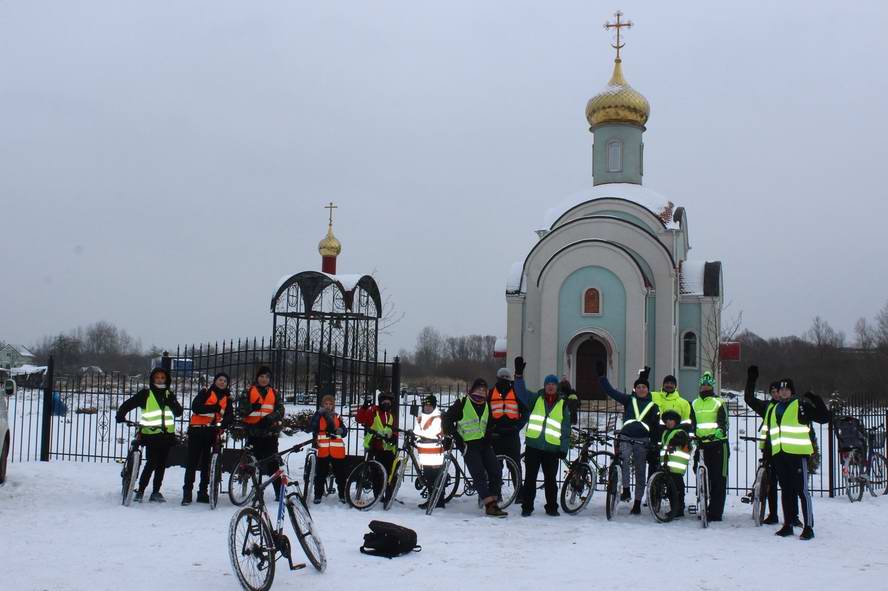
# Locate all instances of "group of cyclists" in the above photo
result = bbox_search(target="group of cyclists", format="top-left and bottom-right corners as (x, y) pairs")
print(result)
(115, 358), (830, 540)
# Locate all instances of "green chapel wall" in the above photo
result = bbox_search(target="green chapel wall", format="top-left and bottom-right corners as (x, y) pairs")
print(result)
(557, 266), (627, 382)
(646, 294), (656, 382)
(678, 302), (703, 399)
(592, 124), (643, 185)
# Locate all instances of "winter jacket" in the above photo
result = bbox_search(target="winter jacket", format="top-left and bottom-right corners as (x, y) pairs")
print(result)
(189, 386), (233, 428)
(309, 410), (349, 438)
(236, 384), (285, 438)
(488, 380), (529, 436)
(356, 405), (396, 451)
(651, 390), (692, 425)
(116, 387), (184, 437)
(442, 397), (494, 448)
(599, 376), (660, 442)
(414, 409), (444, 467)
(514, 378), (571, 455)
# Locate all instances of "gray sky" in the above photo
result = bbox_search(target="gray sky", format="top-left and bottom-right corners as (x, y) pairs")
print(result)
(2, 0), (887, 355)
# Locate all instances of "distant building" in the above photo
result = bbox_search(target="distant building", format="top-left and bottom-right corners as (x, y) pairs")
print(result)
(0, 343), (36, 369)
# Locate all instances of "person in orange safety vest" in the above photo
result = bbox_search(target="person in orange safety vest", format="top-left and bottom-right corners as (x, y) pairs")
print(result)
(309, 394), (349, 504)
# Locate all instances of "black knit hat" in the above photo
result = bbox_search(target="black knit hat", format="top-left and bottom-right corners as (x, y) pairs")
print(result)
(149, 367), (170, 385)
(422, 395), (438, 408)
(768, 381), (780, 393)
(255, 366), (272, 380)
(662, 410), (682, 424)
(777, 378), (796, 395)
(470, 378), (488, 393)
(662, 375), (678, 386)
(633, 377), (650, 389)
(213, 371), (230, 383)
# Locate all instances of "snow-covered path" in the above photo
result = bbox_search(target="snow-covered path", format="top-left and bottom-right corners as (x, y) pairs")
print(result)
(2, 461), (886, 590)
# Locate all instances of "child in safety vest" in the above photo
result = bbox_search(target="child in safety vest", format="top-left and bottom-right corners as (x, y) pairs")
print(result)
(658, 410), (690, 518)
(309, 394), (349, 504)
(414, 394), (446, 510)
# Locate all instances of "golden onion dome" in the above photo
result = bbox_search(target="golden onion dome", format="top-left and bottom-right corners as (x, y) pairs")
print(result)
(585, 59), (650, 128)
(318, 224), (342, 258)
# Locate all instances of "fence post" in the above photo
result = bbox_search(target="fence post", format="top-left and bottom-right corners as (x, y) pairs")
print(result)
(391, 356), (401, 399)
(39, 356), (55, 462)
(827, 418), (835, 498)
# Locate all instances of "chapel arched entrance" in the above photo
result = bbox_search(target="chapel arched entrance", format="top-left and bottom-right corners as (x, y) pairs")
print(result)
(574, 337), (609, 400)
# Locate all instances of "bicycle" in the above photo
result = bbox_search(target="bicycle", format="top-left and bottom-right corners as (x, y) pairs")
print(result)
(645, 446), (685, 523)
(209, 428), (228, 510)
(301, 447), (336, 503)
(228, 439), (326, 591)
(604, 433), (653, 521)
(425, 436), (521, 516)
(383, 429), (437, 510)
(559, 426), (615, 515)
(119, 420), (142, 507)
(739, 435), (770, 526)
(228, 426), (297, 507)
(689, 436), (719, 529)
(344, 432), (390, 511)
(837, 418), (888, 502)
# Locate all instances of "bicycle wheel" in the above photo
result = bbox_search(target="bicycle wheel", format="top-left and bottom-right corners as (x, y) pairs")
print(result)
(697, 465), (709, 529)
(345, 460), (387, 511)
(751, 465), (767, 526)
(210, 452), (222, 510)
(867, 452), (887, 498)
(229, 450), (258, 507)
(560, 463), (593, 515)
(383, 456), (408, 511)
(302, 452), (316, 502)
(286, 493), (327, 572)
(496, 455), (521, 509)
(228, 507), (276, 591)
(646, 471), (674, 523)
(605, 462), (621, 521)
(845, 452), (865, 502)
(589, 452), (615, 493)
(121, 448), (141, 507)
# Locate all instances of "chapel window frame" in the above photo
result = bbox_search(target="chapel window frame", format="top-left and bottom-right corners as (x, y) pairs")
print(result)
(607, 140), (623, 173)
(582, 288), (603, 316)
(681, 330), (698, 369)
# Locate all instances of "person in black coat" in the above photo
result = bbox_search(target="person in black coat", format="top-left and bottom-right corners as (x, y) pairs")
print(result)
(116, 367), (183, 502)
(182, 371), (233, 505)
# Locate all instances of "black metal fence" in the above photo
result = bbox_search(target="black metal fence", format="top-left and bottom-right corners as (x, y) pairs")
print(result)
(10, 363), (887, 498)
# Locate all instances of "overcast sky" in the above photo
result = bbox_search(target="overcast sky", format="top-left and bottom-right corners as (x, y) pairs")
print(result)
(1, 1), (886, 355)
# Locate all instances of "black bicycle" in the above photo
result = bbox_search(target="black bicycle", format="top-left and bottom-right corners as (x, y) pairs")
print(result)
(836, 418), (888, 502)
(209, 428), (227, 510)
(344, 432), (390, 511)
(739, 435), (770, 526)
(383, 429), (438, 510)
(645, 442), (690, 523)
(559, 427), (615, 515)
(119, 420), (142, 506)
(228, 440), (326, 591)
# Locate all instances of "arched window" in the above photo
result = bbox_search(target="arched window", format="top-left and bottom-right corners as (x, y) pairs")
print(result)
(583, 288), (602, 315)
(607, 140), (623, 172)
(682, 331), (698, 368)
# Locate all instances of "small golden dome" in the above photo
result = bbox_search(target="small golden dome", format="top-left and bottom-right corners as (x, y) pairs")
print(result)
(318, 225), (341, 258)
(585, 59), (650, 128)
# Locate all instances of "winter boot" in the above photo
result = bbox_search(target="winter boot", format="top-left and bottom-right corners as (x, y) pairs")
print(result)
(630, 500), (641, 515)
(800, 527), (815, 541)
(545, 507), (560, 517)
(133, 490), (144, 503)
(775, 525), (794, 537)
(521, 507), (533, 517)
(763, 513), (779, 525)
(196, 491), (210, 504)
(149, 492), (166, 503)
(620, 487), (631, 502)
(313, 496), (322, 505)
(181, 490), (192, 506)
(485, 501), (508, 518)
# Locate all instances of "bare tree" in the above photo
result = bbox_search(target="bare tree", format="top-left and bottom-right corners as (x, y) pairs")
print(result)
(854, 317), (876, 350)
(876, 300), (888, 349)
(805, 316), (845, 349)
(414, 326), (444, 371)
(702, 300), (743, 377)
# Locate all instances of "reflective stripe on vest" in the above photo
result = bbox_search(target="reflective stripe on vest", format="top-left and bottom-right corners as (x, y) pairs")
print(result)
(758, 403), (776, 450)
(317, 415), (346, 459)
(623, 397), (655, 432)
(189, 390), (228, 427)
(243, 386), (276, 424)
(140, 390), (175, 435)
(660, 429), (690, 475)
(769, 400), (813, 456)
(415, 414), (444, 466)
(490, 387), (520, 420)
(363, 412), (396, 451)
(457, 398), (489, 442)
(526, 396), (564, 446)
(692, 397), (724, 439)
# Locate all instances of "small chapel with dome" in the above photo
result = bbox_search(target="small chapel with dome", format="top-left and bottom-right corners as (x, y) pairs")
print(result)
(504, 13), (723, 400)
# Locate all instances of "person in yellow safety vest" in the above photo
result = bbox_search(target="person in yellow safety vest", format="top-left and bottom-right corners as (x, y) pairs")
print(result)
(651, 375), (692, 428)
(182, 371), (233, 505)
(237, 366), (286, 500)
(309, 394), (349, 504)
(658, 410), (691, 518)
(357, 391), (399, 501)
(690, 371), (729, 522)
(115, 367), (183, 503)
(767, 378), (830, 541)
(513, 359), (572, 517)
(489, 368), (528, 501)
(414, 395), (446, 510)
(597, 363), (660, 515)
(442, 378), (508, 517)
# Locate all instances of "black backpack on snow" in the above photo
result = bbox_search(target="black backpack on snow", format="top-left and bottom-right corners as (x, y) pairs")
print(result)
(360, 520), (421, 558)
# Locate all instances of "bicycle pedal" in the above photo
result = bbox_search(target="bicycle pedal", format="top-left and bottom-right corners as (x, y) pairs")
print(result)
(290, 563), (307, 571)
(740, 497), (751, 504)
(688, 505), (698, 515)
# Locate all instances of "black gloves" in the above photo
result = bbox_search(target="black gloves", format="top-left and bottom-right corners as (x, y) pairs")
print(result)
(514, 356), (526, 377)
(595, 361), (606, 377)
(747, 365), (759, 383)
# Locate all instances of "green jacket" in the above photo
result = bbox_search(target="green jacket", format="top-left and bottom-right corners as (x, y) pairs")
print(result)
(651, 390), (692, 425)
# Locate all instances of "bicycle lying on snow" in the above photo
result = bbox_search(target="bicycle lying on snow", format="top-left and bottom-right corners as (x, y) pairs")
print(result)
(228, 439), (326, 591)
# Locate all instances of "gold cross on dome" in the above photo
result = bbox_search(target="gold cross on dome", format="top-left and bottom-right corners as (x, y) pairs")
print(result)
(324, 201), (338, 225)
(604, 10), (633, 61)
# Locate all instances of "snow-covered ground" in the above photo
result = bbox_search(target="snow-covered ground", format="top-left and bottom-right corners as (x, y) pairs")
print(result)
(2, 460), (886, 591)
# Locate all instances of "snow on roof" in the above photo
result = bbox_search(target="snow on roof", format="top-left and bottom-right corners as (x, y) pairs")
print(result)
(3, 344), (35, 358)
(543, 183), (678, 229)
(323, 273), (367, 293)
(10, 364), (47, 376)
(680, 260), (707, 295)
(506, 261), (525, 293)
